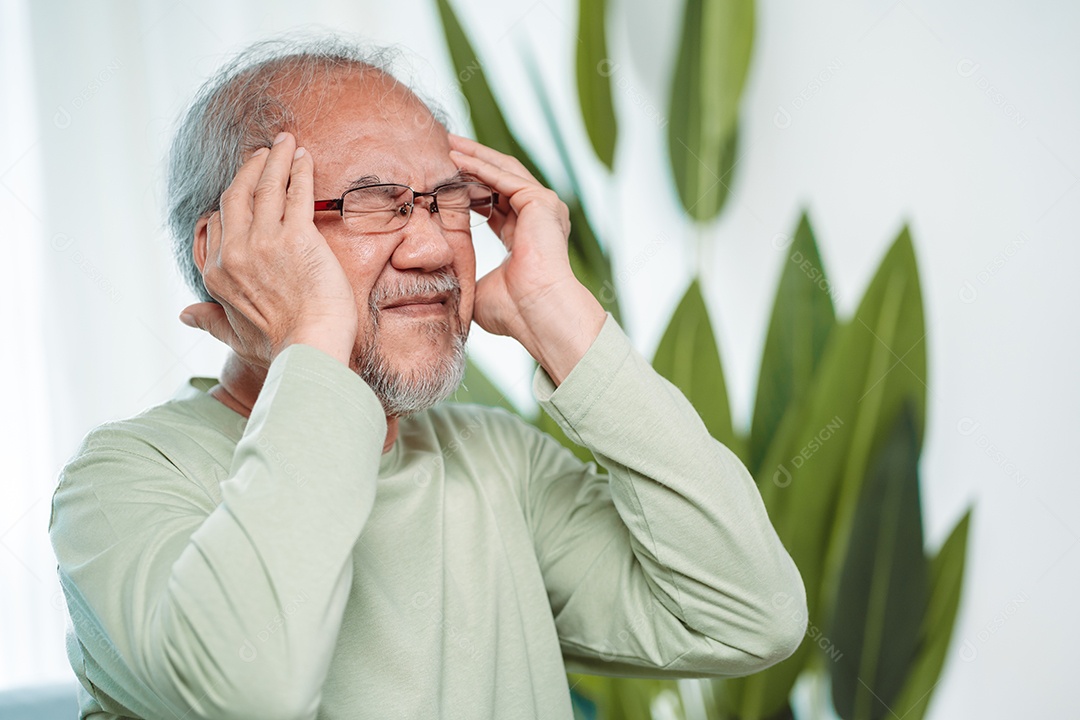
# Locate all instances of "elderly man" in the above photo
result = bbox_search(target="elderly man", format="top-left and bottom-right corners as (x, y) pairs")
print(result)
(49, 38), (806, 719)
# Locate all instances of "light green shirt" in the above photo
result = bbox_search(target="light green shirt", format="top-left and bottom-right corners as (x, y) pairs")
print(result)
(50, 315), (806, 719)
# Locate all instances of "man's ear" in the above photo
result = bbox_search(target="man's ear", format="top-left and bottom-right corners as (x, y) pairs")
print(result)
(193, 214), (211, 272)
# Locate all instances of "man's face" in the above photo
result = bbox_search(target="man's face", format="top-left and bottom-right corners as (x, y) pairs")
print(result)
(295, 70), (476, 415)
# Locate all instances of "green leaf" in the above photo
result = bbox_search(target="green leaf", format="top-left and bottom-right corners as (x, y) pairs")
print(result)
(576, 0), (618, 168)
(567, 200), (621, 323)
(571, 684), (598, 720)
(435, 0), (543, 181)
(891, 510), (972, 720)
(519, 49), (622, 323)
(813, 227), (928, 622)
(652, 280), (738, 454)
(748, 212), (837, 479)
(720, 227), (927, 719)
(713, 673), (800, 720)
(829, 401), (928, 720)
(762, 225), (927, 603)
(713, 656), (806, 720)
(449, 358), (518, 414)
(520, 46), (586, 200)
(668, 0), (754, 222)
(440, 6), (622, 323)
(568, 675), (682, 720)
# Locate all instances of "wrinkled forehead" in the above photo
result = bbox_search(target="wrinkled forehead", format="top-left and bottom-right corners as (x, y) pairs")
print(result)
(289, 69), (455, 195)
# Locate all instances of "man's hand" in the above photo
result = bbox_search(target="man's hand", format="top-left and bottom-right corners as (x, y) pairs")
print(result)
(448, 135), (606, 385)
(181, 132), (358, 367)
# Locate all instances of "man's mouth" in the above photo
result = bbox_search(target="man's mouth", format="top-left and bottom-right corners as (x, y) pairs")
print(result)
(380, 292), (451, 314)
(368, 269), (461, 322)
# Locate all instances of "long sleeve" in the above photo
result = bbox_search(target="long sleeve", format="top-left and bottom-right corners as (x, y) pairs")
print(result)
(49, 344), (387, 720)
(525, 314), (807, 677)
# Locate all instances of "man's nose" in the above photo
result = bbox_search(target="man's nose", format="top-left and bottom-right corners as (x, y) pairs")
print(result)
(389, 202), (455, 272)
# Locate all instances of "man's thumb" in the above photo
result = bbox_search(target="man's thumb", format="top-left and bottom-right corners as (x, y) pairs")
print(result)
(179, 302), (232, 343)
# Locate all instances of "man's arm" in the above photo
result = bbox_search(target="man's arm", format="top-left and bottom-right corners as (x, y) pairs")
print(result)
(524, 315), (807, 676)
(448, 136), (806, 673)
(52, 134), (374, 719)
(50, 344), (386, 719)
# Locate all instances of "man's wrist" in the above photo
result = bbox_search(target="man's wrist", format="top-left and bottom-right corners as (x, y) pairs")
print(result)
(517, 284), (606, 386)
(278, 324), (356, 367)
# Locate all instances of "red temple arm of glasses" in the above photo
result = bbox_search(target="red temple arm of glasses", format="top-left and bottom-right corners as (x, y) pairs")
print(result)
(313, 199), (342, 212)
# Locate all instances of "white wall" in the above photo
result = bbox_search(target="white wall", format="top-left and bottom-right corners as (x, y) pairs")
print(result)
(2, 0), (1075, 716)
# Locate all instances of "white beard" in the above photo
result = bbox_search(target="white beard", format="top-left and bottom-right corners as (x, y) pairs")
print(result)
(354, 270), (468, 418)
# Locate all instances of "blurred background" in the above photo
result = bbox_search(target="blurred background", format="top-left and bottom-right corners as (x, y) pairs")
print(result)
(1, 0), (1076, 717)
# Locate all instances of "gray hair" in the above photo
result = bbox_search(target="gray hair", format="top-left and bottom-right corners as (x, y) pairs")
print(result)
(165, 35), (447, 302)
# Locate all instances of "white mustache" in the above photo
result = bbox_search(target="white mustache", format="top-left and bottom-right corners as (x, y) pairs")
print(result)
(368, 271), (460, 312)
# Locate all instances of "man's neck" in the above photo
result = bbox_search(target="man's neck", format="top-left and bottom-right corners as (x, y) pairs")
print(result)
(209, 352), (399, 453)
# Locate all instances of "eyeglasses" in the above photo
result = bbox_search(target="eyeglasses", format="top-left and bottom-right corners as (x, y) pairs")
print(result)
(313, 181), (498, 233)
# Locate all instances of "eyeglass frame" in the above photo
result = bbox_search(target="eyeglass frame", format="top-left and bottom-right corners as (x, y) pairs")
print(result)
(312, 181), (499, 229)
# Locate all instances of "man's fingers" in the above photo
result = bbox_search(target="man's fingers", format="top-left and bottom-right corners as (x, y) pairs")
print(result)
(450, 150), (533, 202)
(284, 147), (314, 222)
(449, 134), (539, 184)
(451, 149), (559, 223)
(251, 132), (298, 226)
(219, 146), (270, 227)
